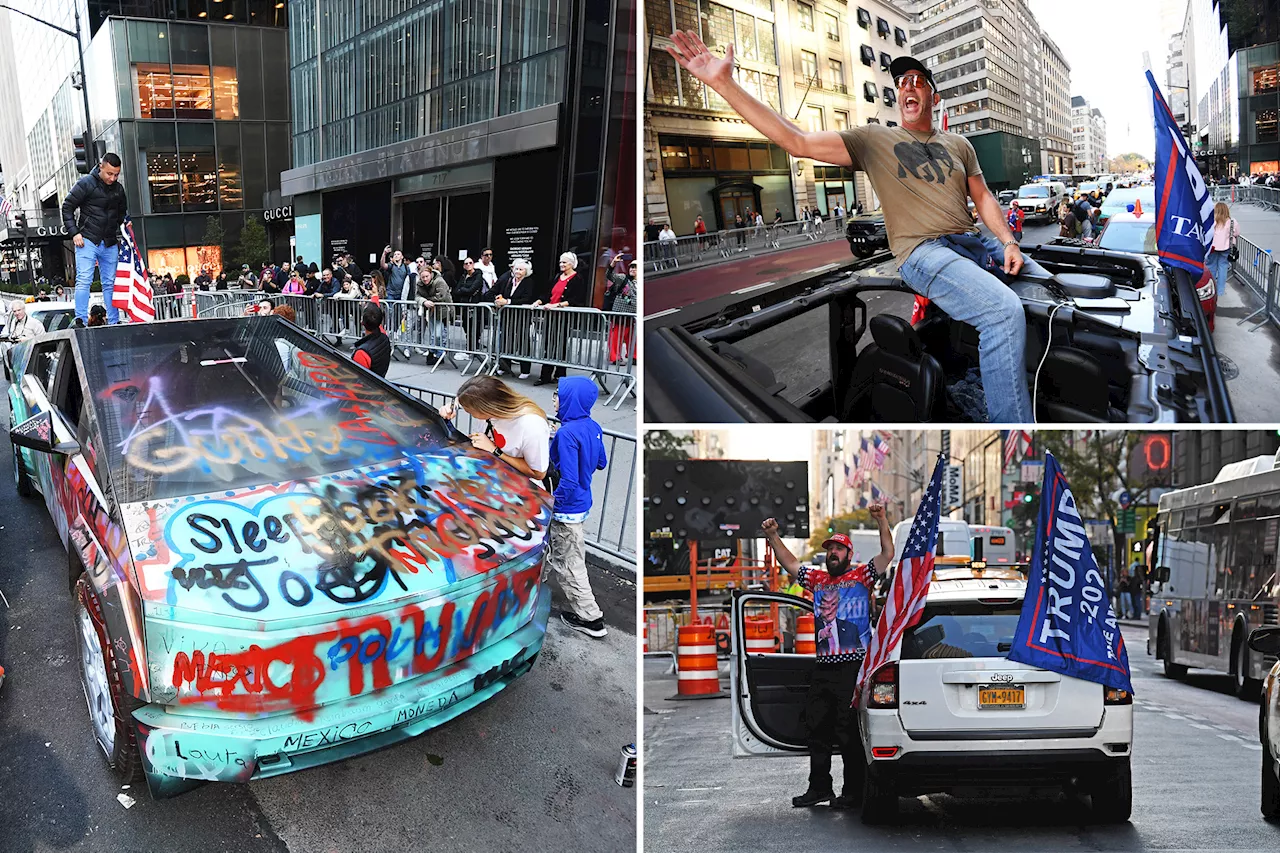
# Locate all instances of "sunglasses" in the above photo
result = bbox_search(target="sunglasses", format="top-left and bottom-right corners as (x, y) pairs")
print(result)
(896, 72), (931, 90)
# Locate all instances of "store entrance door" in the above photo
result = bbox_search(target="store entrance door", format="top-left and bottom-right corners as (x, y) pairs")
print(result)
(401, 190), (491, 267)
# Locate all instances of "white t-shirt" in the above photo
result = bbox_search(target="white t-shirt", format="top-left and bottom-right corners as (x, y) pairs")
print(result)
(477, 260), (497, 286)
(489, 413), (550, 477)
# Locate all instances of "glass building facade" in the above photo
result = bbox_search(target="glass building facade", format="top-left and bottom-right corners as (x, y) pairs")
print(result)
(283, 0), (635, 303)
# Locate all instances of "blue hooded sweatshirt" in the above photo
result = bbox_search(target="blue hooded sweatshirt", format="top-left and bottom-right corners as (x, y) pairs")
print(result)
(550, 376), (608, 518)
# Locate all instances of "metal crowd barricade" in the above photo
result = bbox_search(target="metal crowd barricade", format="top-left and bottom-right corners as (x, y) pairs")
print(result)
(391, 382), (636, 564)
(491, 305), (636, 408)
(196, 289), (264, 316)
(151, 292), (194, 320)
(643, 217), (847, 277)
(1232, 234), (1280, 332)
(386, 300), (496, 375)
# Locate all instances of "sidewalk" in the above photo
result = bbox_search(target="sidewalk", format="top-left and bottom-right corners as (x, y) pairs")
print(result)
(383, 352), (635, 434)
(1208, 201), (1280, 422)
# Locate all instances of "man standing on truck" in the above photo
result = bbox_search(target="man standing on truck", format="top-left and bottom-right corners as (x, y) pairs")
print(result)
(761, 503), (895, 809)
(664, 32), (1051, 422)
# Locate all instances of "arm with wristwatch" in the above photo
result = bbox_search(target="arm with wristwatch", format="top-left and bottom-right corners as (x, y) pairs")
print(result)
(436, 401), (548, 479)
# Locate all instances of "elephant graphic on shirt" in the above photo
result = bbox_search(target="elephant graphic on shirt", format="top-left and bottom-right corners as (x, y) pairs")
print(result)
(894, 140), (958, 184)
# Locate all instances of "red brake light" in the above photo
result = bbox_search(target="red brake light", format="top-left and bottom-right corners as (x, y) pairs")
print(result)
(870, 746), (900, 758)
(868, 662), (898, 708)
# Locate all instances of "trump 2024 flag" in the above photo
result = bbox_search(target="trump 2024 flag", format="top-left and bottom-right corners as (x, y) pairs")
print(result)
(112, 222), (155, 323)
(1147, 70), (1214, 276)
(1008, 451), (1133, 694)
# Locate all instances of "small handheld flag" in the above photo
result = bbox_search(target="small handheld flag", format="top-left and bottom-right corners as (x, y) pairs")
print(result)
(112, 222), (155, 323)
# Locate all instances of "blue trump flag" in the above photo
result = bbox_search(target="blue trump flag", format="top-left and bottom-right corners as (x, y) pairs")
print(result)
(1146, 69), (1214, 276)
(1008, 452), (1133, 694)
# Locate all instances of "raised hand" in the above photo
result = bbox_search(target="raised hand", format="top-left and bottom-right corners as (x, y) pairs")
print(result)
(761, 517), (779, 536)
(666, 30), (734, 89)
(868, 503), (886, 522)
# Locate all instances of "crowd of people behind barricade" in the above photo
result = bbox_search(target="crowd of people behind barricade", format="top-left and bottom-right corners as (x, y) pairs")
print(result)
(176, 243), (639, 383)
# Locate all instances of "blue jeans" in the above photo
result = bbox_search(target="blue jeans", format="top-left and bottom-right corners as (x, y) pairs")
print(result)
(1206, 248), (1230, 297)
(899, 237), (1048, 423)
(74, 238), (119, 324)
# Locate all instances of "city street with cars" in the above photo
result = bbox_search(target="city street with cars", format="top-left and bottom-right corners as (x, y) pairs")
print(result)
(643, 622), (1280, 851)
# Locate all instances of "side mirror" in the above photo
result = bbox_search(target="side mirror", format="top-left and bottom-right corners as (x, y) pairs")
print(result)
(9, 410), (80, 456)
(1155, 565), (1171, 584)
(1248, 625), (1280, 657)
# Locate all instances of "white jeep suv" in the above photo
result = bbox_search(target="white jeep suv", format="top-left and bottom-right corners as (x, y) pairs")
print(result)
(730, 568), (1133, 824)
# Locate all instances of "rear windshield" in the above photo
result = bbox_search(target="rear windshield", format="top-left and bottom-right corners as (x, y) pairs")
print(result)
(79, 317), (453, 502)
(901, 601), (1023, 659)
(1018, 186), (1049, 198)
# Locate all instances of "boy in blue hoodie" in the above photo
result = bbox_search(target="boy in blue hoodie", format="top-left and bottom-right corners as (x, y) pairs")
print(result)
(548, 376), (609, 638)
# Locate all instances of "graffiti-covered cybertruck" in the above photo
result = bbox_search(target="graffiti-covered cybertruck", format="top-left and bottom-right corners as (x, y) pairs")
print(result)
(7, 316), (552, 797)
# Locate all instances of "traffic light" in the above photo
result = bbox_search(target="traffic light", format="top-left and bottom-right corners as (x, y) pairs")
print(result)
(73, 132), (91, 175)
(12, 211), (26, 233)
(1023, 493), (1034, 503)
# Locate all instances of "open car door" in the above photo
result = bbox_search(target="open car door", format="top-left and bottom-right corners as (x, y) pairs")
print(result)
(730, 589), (814, 758)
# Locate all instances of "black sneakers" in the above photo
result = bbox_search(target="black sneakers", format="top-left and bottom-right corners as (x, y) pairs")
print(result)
(791, 788), (835, 808)
(561, 612), (607, 638)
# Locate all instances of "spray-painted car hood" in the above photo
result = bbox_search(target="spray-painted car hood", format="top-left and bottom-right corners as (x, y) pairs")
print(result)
(122, 452), (549, 718)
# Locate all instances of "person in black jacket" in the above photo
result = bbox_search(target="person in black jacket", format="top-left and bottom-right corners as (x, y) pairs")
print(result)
(453, 256), (488, 354)
(351, 303), (392, 377)
(536, 252), (592, 386)
(493, 258), (539, 378)
(62, 152), (128, 324)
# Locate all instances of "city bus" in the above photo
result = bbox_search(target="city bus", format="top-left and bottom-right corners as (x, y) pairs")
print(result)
(1148, 455), (1280, 699)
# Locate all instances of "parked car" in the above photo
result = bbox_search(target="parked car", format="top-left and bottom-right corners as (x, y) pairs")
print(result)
(1247, 625), (1280, 819)
(730, 569), (1134, 824)
(997, 189), (1018, 205)
(1092, 210), (1218, 330)
(7, 316), (553, 797)
(1097, 186), (1157, 227)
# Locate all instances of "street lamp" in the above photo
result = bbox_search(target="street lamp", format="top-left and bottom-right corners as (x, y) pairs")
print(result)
(0, 4), (93, 151)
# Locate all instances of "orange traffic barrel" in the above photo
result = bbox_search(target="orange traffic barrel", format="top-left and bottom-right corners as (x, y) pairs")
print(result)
(672, 624), (723, 699)
(796, 614), (816, 655)
(744, 617), (777, 653)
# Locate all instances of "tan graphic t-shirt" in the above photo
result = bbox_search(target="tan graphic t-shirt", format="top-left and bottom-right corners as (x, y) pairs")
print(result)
(838, 124), (983, 267)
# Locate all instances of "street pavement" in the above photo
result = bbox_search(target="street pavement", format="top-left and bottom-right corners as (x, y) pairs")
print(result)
(643, 623), (1280, 851)
(0, 390), (637, 853)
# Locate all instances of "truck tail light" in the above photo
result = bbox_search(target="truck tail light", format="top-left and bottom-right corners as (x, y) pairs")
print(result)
(1104, 686), (1132, 705)
(868, 662), (898, 709)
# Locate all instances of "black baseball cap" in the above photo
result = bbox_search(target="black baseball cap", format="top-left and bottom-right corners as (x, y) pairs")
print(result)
(889, 56), (936, 92)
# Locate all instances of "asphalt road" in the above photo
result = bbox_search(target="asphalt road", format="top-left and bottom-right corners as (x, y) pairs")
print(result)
(0, 392), (637, 853)
(642, 623), (1280, 851)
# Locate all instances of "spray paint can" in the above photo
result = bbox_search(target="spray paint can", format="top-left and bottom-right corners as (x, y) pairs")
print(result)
(615, 743), (636, 787)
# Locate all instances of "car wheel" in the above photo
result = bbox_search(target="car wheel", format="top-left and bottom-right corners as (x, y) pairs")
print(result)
(1090, 757), (1132, 823)
(1234, 633), (1262, 701)
(1264, 734), (1280, 820)
(1160, 625), (1188, 679)
(12, 444), (33, 497)
(73, 573), (143, 784)
(860, 762), (898, 825)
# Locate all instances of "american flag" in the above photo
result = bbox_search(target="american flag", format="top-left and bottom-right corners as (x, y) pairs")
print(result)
(872, 434), (888, 468)
(0, 197), (12, 218)
(858, 437), (874, 475)
(1003, 429), (1032, 469)
(855, 454), (944, 706)
(112, 223), (155, 322)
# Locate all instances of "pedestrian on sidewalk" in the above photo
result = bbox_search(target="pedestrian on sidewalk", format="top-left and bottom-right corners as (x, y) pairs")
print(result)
(493, 258), (539, 378)
(658, 222), (677, 263)
(546, 376), (610, 638)
(693, 214), (708, 251)
(733, 213), (746, 248)
(604, 259), (637, 363)
(1128, 560), (1147, 619)
(1207, 202), (1238, 300)
(415, 262), (453, 363)
(536, 252), (589, 386)
(454, 256), (487, 354)
(760, 504), (894, 809)
(1006, 204), (1024, 243)
(351, 302), (391, 377)
(381, 245), (413, 302)
(443, 375), (550, 485)
(61, 151), (128, 325)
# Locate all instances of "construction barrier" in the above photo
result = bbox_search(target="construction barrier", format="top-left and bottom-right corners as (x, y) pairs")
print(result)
(795, 614), (816, 655)
(673, 625), (723, 698)
(744, 617), (778, 654)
